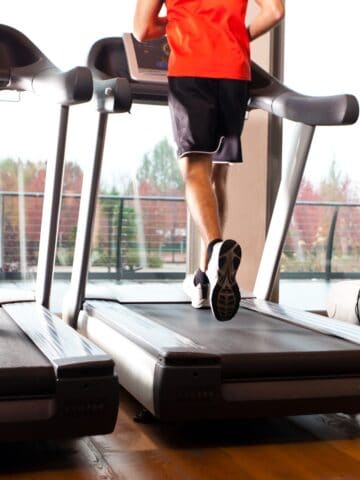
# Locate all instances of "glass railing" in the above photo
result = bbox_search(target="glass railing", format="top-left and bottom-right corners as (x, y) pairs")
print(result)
(281, 201), (360, 280)
(89, 194), (186, 280)
(0, 191), (358, 282)
(0, 191), (187, 280)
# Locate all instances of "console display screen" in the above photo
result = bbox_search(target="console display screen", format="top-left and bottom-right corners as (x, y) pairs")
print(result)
(132, 36), (170, 71)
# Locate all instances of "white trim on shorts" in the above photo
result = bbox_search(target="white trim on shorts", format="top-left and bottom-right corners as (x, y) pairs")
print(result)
(178, 136), (224, 159)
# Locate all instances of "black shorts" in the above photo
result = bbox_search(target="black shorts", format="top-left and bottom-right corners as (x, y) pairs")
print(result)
(168, 77), (249, 163)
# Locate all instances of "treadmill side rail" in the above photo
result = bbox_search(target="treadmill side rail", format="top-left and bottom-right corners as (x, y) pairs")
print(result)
(3, 302), (115, 375)
(85, 300), (206, 356)
(243, 298), (360, 346)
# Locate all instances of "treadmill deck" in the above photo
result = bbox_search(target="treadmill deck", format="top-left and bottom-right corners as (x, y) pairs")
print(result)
(85, 299), (360, 380)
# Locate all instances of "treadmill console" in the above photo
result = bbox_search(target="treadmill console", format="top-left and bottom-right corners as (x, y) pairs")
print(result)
(123, 32), (169, 84)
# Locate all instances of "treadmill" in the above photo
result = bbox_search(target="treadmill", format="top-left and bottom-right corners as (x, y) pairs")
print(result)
(63, 33), (360, 421)
(0, 24), (118, 441)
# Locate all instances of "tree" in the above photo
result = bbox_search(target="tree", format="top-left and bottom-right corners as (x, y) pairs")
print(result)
(282, 160), (360, 274)
(317, 159), (358, 264)
(136, 137), (183, 195)
(295, 178), (322, 251)
(0, 158), (46, 269)
(56, 161), (84, 265)
(0, 157), (86, 269)
(319, 159), (352, 203)
(121, 138), (186, 267)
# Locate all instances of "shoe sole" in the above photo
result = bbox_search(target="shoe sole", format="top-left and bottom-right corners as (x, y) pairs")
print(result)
(209, 240), (242, 321)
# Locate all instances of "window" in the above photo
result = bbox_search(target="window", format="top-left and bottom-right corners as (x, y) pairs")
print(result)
(280, 0), (360, 310)
(88, 104), (186, 285)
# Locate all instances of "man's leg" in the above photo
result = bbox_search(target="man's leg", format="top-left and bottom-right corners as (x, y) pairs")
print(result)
(206, 162), (242, 321)
(199, 162), (229, 269)
(198, 163), (242, 321)
(179, 154), (222, 271)
(179, 155), (241, 321)
(212, 162), (229, 226)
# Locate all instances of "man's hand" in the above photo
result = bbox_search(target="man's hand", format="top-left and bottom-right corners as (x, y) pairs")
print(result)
(248, 0), (284, 41)
(134, 0), (167, 42)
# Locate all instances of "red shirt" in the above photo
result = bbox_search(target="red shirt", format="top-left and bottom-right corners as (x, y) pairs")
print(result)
(166, 0), (251, 80)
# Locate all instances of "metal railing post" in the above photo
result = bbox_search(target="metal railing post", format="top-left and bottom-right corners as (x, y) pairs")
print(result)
(116, 198), (124, 281)
(17, 162), (27, 277)
(106, 202), (113, 273)
(0, 193), (4, 272)
(325, 206), (339, 280)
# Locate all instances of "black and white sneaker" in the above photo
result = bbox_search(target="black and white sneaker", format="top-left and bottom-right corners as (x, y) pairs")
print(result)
(206, 239), (242, 321)
(182, 270), (210, 309)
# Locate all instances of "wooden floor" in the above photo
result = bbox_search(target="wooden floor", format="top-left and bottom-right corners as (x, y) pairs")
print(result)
(1, 388), (360, 479)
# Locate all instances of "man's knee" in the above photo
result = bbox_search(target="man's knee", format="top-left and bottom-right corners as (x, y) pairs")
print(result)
(179, 154), (213, 183)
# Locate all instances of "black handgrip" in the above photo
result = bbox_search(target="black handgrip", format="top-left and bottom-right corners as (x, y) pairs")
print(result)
(271, 92), (359, 126)
(32, 66), (93, 105)
(249, 62), (359, 126)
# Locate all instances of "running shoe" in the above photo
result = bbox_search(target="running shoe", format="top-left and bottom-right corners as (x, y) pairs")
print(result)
(206, 239), (242, 321)
(182, 269), (210, 309)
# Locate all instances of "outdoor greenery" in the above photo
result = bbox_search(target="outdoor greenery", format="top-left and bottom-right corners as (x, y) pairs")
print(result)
(135, 137), (183, 195)
(281, 160), (360, 274)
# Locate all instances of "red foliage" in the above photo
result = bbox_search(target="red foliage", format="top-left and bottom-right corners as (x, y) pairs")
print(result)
(292, 179), (322, 251)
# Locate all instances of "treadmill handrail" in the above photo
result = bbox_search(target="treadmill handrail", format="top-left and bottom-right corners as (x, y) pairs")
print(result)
(249, 62), (359, 126)
(0, 24), (93, 105)
(243, 298), (360, 346)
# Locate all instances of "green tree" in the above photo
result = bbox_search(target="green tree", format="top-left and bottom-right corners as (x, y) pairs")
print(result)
(93, 188), (140, 272)
(136, 137), (183, 194)
(319, 159), (352, 202)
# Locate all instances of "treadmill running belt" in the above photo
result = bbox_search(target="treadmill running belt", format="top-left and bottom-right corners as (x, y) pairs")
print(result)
(87, 301), (360, 380)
